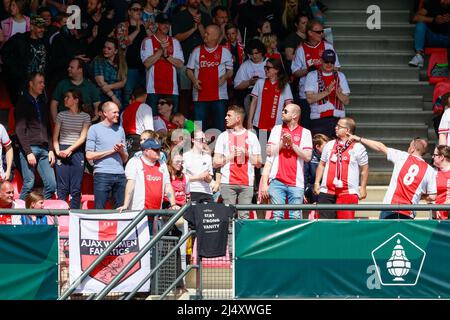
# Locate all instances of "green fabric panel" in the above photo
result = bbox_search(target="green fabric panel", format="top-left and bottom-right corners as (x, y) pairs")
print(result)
(0, 226), (58, 300)
(235, 220), (450, 298)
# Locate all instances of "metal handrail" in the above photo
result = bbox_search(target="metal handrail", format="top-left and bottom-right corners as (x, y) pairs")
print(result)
(123, 230), (197, 300)
(59, 209), (149, 300)
(1, 204), (450, 216)
(93, 203), (192, 300)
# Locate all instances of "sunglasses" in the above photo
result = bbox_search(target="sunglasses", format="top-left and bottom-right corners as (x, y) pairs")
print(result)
(311, 30), (324, 34)
(323, 60), (334, 65)
(282, 109), (288, 114)
(131, 7), (143, 11)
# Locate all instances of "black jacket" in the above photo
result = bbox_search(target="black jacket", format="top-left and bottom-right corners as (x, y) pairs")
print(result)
(14, 92), (53, 155)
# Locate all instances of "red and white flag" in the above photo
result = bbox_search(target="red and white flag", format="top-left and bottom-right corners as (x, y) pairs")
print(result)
(69, 211), (151, 293)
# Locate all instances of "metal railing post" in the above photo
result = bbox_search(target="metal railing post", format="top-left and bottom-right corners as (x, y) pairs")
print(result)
(93, 203), (191, 300)
(123, 230), (196, 300)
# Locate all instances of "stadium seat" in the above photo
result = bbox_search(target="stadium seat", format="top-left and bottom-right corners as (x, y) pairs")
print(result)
(81, 172), (94, 195)
(191, 239), (231, 268)
(432, 80), (450, 103)
(427, 49), (448, 84)
(81, 198), (113, 209)
(44, 199), (70, 228)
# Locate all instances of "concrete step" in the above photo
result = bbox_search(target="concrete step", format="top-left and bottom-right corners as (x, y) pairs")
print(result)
(323, 0), (412, 10)
(349, 81), (434, 96)
(334, 36), (413, 51)
(347, 109), (432, 123)
(343, 65), (419, 80)
(327, 10), (410, 24)
(348, 95), (425, 108)
(357, 123), (429, 138)
(338, 51), (413, 66)
(330, 24), (414, 37)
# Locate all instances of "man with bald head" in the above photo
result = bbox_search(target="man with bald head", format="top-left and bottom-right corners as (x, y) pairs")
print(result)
(314, 117), (368, 219)
(260, 103), (313, 219)
(86, 102), (128, 208)
(348, 134), (436, 219)
(186, 24), (234, 131)
(0, 181), (23, 225)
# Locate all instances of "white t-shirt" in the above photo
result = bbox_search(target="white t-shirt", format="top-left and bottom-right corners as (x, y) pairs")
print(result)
(125, 157), (170, 210)
(319, 140), (368, 195)
(214, 128), (261, 186)
(233, 59), (267, 88)
(438, 108), (450, 146)
(11, 20), (27, 37)
(383, 148), (437, 218)
(182, 150), (213, 194)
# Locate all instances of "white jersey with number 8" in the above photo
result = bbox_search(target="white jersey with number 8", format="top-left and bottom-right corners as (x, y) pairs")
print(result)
(383, 148), (436, 217)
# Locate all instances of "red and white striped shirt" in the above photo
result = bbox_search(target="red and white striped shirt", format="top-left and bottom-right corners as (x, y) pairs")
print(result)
(140, 35), (184, 95)
(187, 45), (233, 101)
(291, 40), (340, 99)
(125, 157), (170, 210)
(267, 124), (313, 188)
(214, 129), (261, 186)
(383, 148), (437, 218)
(250, 79), (293, 130)
(319, 140), (368, 196)
(120, 102), (154, 135)
(305, 70), (350, 120)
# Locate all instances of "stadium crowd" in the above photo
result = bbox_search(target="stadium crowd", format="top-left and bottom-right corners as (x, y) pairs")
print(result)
(0, 0), (449, 226)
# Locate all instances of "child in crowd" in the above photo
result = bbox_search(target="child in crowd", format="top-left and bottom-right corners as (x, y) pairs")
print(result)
(22, 191), (47, 225)
(304, 133), (330, 205)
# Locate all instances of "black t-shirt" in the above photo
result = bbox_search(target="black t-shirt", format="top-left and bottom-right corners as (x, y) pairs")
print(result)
(184, 203), (235, 258)
(284, 32), (304, 51)
(126, 25), (148, 70)
(425, 0), (450, 34)
(171, 9), (212, 63)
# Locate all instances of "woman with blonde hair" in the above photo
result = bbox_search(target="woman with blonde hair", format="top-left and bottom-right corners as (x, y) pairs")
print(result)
(93, 38), (128, 109)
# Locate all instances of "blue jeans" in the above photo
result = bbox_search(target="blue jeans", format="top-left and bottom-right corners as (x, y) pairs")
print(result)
(414, 22), (449, 52)
(194, 99), (227, 131)
(268, 179), (304, 219)
(55, 145), (85, 209)
(19, 146), (56, 200)
(93, 173), (126, 209)
(146, 93), (179, 115)
(123, 68), (145, 107)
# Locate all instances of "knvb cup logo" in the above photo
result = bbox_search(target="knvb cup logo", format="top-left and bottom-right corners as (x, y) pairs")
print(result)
(371, 233), (426, 286)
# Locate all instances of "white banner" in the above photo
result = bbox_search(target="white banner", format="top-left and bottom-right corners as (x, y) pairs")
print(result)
(69, 211), (151, 293)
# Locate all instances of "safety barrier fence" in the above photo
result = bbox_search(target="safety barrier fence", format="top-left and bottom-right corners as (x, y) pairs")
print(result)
(2, 203), (450, 300)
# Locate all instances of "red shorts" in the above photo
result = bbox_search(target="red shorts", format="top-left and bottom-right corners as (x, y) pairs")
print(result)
(335, 193), (359, 219)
